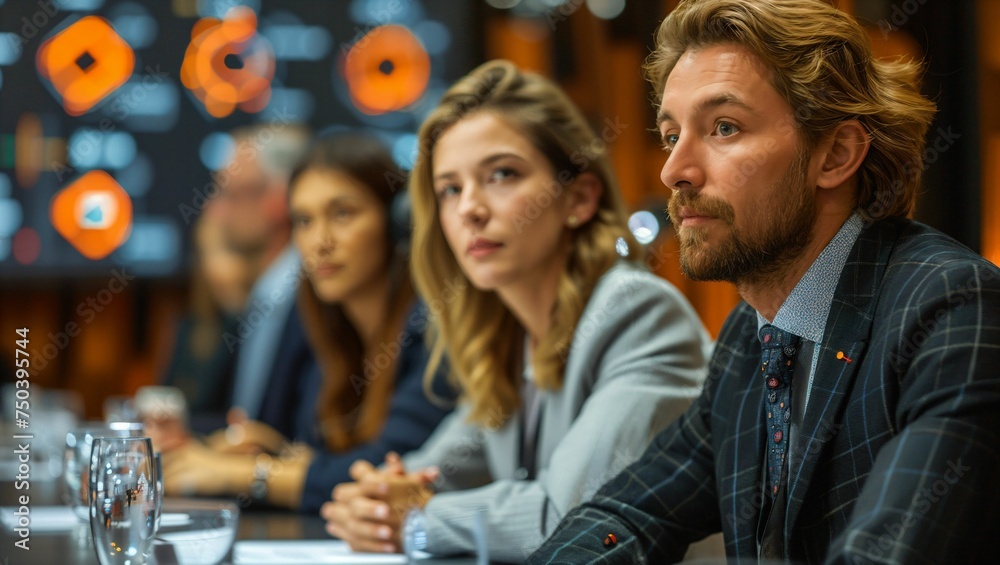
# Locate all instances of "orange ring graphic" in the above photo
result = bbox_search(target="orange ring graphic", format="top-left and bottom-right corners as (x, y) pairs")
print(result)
(181, 7), (275, 118)
(342, 25), (431, 115)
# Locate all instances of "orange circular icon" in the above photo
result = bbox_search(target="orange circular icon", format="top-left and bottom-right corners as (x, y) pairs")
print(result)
(181, 7), (274, 118)
(50, 170), (133, 259)
(36, 16), (135, 116)
(342, 25), (431, 115)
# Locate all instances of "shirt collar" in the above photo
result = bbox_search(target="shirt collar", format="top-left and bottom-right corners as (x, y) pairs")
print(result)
(756, 213), (864, 343)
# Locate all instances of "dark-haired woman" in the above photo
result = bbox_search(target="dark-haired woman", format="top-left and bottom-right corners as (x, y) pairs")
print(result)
(163, 134), (453, 513)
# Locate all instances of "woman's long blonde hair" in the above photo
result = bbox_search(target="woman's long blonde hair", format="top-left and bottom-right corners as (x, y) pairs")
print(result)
(410, 60), (639, 425)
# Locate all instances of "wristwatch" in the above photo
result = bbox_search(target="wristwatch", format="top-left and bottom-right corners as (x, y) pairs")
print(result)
(250, 454), (272, 503)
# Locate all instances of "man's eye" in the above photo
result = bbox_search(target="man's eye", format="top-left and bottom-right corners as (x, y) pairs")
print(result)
(662, 134), (679, 151)
(716, 122), (740, 137)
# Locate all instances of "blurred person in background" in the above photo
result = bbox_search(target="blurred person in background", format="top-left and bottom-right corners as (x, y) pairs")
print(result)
(211, 123), (313, 435)
(160, 200), (252, 433)
(162, 133), (455, 513)
(149, 124), (313, 452)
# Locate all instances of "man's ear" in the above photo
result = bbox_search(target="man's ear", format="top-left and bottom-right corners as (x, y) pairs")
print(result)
(565, 172), (603, 226)
(815, 120), (870, 190)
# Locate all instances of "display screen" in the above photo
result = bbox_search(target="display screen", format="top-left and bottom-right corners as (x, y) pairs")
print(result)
(0, 0), (480, 279)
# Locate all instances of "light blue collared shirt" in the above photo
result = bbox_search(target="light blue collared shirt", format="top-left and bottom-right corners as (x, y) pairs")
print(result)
(231, 244), (301, 419)
(755, 213), (864, 469)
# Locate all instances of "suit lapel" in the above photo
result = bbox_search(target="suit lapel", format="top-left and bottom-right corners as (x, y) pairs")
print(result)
(782, 219), (900, 543)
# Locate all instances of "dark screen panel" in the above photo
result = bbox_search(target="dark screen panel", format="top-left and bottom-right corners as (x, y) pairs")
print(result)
(0, 0), (481, 279)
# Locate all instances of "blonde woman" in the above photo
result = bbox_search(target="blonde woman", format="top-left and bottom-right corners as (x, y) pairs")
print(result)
(321, 60), (713, 561)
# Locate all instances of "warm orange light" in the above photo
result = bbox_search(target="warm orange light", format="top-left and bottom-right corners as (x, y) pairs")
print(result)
(36, 16), (135, 116)
(985, 135), (1000, 267)
(14, 113), (43, 189)
(342, 25), (431, 115)
(50, 170), (133, 260)
(181, 7), (274, 118)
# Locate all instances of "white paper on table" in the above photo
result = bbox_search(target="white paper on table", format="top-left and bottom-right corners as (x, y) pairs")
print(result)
(233, 540), (430, 564)
(0, 507), (192, 533)
(159, 513), (192, 527)
(0, 506), (80, 532)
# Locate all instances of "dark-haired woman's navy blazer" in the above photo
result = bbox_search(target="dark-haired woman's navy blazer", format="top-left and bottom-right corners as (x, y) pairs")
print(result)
(293, 302), (455, 513)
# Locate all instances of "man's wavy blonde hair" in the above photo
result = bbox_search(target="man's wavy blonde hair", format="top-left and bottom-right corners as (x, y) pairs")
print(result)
(410, 60), (639, 425)
(646, 0), (937, 220)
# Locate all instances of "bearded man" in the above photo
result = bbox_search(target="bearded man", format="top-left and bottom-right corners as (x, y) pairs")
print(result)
(529, 0), (1000, 563)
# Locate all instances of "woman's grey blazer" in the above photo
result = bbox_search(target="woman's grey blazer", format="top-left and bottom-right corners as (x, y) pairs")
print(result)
(403, 261), (713, 562)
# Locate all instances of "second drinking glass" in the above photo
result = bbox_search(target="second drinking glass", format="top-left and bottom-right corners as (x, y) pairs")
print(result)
(89, 436), (159, 565)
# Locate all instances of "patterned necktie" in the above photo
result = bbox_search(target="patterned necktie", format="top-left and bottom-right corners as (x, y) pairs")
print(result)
(759, 324), (800, 498)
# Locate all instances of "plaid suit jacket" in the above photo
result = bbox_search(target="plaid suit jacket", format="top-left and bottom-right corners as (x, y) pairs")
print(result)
(529, 218), (1000, 564)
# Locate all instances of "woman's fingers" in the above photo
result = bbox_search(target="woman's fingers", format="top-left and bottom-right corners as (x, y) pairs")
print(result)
(384, 452), (406, 475)
(319, 500), (336, 521)
(349, 459), (377, 481)
(324, 501), (351, 536)
(332, 482), (361, 502)
(349, 494), (395, 524)
(226, 407), (248, 426)
(417, 466), (440, 485)
(324, 500), (400, 554)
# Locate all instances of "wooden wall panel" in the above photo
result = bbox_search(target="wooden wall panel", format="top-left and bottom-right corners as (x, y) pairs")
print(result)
(485, 16), (552, 74)
(985, 134), (1000, 266)
(980, 0), (1000, 266)
(1, 284), (185, 418)
(1, 291), (64, 389)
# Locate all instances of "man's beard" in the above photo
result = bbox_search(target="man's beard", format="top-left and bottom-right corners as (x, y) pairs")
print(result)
(667, 151), (815, 286)
(223, 228), (269, 257)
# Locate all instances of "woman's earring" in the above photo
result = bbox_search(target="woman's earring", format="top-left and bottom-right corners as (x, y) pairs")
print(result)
(567, 215), (578, 227)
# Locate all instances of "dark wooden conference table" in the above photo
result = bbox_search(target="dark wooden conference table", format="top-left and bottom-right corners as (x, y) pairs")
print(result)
(0, 480), (480, 565)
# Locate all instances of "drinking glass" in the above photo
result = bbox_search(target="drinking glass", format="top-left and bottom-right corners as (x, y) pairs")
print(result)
(65, 422), (144, 521)
(153, 453), (163, 534)
(89, 437), (160, 565)
(156, 499), (239, 565)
